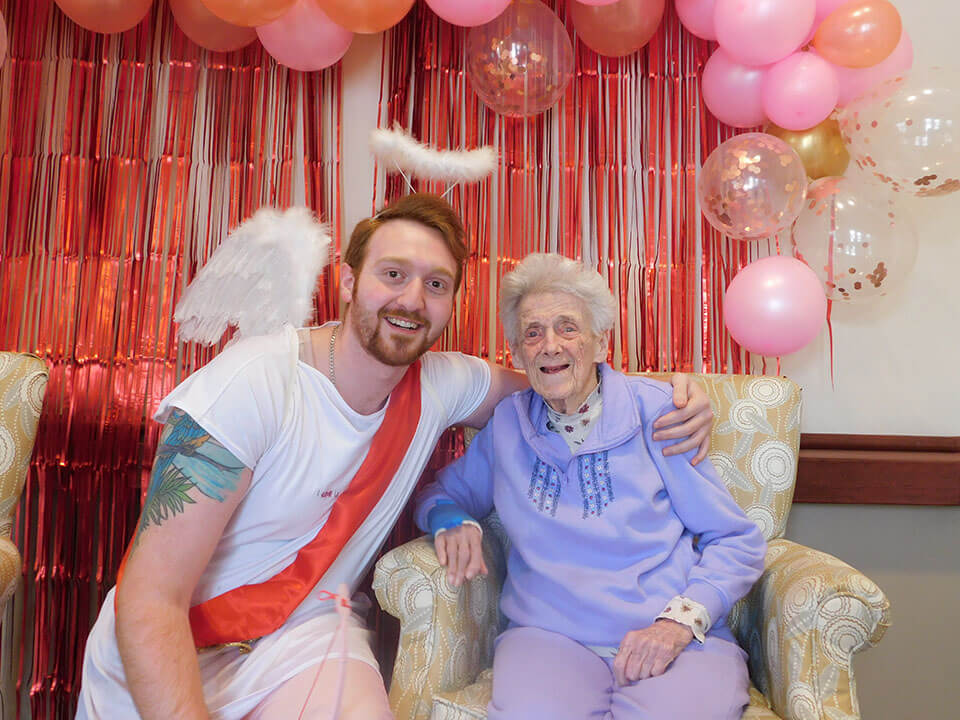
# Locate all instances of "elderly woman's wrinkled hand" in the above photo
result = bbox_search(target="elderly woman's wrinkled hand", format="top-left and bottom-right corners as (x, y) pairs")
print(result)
(652, 374), (714, 465)
(434, 524), (487, 588)
(612, 619), (694, 686)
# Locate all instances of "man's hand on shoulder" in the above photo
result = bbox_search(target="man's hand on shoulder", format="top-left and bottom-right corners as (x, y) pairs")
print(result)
(653, 374), (714, 465)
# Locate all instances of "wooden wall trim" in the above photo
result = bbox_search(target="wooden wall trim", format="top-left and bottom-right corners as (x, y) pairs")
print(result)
(795, 434), (960, 506)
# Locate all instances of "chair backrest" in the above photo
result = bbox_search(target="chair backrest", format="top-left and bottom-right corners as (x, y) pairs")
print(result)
(640, 373), (801, 540)
(0, 353), (49, 538)
(469, 372), (802, 543)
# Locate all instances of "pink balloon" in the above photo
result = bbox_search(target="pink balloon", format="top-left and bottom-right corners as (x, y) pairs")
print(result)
(575, 0), (619, 5)
(762, 52), (838, 130)
(702, 48), (768, 128)
(801, 0), (850, 45)
(426, 0), (512, 27)
(714, 0), (815, 66)
(724, 256), (827, 356)
(256, 0), (352, 72)
(815, 0), (849, 23)
(834, 29), (912, 106)
(676, 0), (717, 41)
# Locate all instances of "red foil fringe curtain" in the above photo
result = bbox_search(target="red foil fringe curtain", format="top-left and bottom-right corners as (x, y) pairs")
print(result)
(380, 1), (755, 375)
(0, 2), (342, 717)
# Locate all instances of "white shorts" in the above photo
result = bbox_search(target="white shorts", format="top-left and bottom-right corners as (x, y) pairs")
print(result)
(77, 587), (380, 720)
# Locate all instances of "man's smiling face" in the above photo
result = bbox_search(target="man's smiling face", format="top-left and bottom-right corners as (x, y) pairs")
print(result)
(343, 219), (457, 367)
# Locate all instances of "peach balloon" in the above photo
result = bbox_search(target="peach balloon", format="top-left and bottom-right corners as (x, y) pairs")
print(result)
(813, 0), (901, 69)
(199, 0), (296, 27)
(833, 29), (912, 106)
(316, 0), (415, 34)
(170, 0), (256, 52)
(257, 1), (353, 71)
(570, 0), (665, 57)
(54, 0), (153, 34)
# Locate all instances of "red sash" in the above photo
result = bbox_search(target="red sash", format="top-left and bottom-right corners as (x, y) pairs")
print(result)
(117, 361), (422, 648)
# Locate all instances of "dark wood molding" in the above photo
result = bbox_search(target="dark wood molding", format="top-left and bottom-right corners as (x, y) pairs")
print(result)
(795, 434), (960, 506)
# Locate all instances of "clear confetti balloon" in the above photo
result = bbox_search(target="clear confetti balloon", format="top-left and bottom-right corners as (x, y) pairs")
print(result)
(466, 0), (574, 118)
(838, 67), (960, 197)
(791, 176), (917, 302)
(698, 132), (809, 240)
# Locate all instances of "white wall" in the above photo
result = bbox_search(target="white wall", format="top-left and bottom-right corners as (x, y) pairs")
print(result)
(784, 4), (960, 717)
(337, 7), (958, 715)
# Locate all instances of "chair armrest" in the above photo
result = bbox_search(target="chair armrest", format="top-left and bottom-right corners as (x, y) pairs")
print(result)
(729, 538), (891, 720)
(0, 537), (21, 609)
(373, 532), (506, 720)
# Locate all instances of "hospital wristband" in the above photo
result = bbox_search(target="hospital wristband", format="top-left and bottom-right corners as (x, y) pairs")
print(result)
(427, 500), (482, 539)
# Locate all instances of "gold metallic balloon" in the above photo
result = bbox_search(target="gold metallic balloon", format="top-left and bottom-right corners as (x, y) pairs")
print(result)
(764, 118), (850, 180)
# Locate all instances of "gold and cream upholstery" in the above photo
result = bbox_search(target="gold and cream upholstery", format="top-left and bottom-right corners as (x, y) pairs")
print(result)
(373, 373), (890, 720)
(0, 353), (48, 610)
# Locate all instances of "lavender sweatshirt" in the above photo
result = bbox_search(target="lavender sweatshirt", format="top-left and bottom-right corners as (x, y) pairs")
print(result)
(414, 365), (766, 647)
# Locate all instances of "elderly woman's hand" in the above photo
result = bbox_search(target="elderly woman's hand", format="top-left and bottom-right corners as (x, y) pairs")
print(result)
(653, 374), (714, 464)
(612, 620), (694, 686)
(435, 524), (488, 588)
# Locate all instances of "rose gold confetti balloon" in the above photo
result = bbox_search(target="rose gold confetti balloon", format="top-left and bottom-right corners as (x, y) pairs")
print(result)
(698, 132), (808, 241)
(791, 176), (917, 302)
(838, 67), (960, 198)
(466, 0), (574, 118)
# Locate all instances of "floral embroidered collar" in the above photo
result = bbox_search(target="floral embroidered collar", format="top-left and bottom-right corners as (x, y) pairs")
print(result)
(545, 376), (603, 451)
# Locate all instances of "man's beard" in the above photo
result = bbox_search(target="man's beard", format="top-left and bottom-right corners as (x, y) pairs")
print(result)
(349, 288), (437, 367)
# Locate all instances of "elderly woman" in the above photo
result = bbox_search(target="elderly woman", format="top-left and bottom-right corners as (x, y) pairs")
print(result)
(414, 253), (766, 720)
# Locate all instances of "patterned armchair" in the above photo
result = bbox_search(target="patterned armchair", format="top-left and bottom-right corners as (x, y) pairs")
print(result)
(373, 374), (891, 720)
(0, 353), (48, 612)
(0, 353), (48, 717)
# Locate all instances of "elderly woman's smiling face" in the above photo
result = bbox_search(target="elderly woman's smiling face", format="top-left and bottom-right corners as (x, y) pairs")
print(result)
(515, 291), (608, 414)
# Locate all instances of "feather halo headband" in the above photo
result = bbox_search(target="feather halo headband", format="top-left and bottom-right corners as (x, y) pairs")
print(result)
(369, 125), (497, 192)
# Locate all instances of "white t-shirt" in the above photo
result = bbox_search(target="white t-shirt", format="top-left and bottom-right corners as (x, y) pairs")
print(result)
(77, 324), (491, 719)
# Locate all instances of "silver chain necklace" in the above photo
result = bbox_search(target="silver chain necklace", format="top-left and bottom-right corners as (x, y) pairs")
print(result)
(328, 323), (339, 387)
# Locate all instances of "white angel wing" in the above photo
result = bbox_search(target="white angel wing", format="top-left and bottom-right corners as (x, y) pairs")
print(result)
(174, 206), (332, 346)
(369, 125), (497, 184)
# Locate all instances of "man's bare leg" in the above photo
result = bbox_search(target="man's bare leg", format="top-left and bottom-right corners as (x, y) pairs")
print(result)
(243, 658), (392, 720)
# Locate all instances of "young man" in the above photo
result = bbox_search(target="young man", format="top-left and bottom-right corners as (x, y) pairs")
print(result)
(76, 194), (714, 720)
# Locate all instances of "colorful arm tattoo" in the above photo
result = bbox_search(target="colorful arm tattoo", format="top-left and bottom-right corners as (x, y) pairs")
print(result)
(135, 409), (246, 543)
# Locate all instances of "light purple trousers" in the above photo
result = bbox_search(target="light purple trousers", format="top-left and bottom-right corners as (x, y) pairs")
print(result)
(487, 626), (751, 720)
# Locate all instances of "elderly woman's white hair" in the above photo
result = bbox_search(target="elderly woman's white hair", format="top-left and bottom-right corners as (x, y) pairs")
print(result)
(499, 253), (617, 352)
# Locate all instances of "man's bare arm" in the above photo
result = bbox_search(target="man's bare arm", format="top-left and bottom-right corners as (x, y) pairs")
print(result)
(460, 363), (529, 429)
(115, 410), (251, 720)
